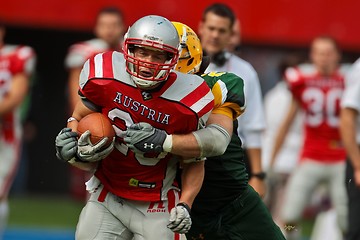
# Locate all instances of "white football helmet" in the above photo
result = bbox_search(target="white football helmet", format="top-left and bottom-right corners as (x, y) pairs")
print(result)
(123, 15), (180, 89)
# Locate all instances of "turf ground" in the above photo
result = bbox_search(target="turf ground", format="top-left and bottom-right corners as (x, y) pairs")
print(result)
(4, 195), (315, 240)
(4, 195), (83, 240)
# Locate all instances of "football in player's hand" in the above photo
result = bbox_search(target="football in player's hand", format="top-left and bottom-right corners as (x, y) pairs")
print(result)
(77, 113), (115, 148)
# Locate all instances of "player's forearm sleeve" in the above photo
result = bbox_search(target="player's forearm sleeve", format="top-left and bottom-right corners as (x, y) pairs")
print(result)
(192, 124), (231, 157)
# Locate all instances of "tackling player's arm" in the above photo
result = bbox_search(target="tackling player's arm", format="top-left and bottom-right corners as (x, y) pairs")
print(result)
(125, 105), (236, 159)
(171, 72), (244, 158)
(178, 160), (205, 208)
(171, 112), (233, 158)
(125, 73), (245, 159)
(167, 159), (205, 234)
(125, 110), (234, 160)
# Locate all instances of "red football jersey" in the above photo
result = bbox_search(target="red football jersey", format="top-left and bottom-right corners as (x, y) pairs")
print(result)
(285, 64), (348, 162)
(0, 44), (36, 142)
(79, 51), (214, 201)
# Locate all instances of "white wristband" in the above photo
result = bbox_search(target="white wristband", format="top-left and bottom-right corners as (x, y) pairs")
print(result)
(67, 117), (78, 123)
(163, 134), (173, 152)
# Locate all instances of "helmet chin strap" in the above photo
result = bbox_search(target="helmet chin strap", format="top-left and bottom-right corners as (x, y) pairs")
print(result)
(126, 54), (163, 89)
(131, 75), (162, 90)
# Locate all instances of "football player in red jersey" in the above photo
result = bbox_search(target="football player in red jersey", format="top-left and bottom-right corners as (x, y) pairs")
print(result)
(0, 22), (36, 238)
(55, 15), (214, 239)
(64, 6), (125, 201)
(270, 36), (349, 239)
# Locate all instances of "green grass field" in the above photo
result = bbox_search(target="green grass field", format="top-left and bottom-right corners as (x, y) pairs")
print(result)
(7, 194), (316, 240)
(8, 195), (84, 229)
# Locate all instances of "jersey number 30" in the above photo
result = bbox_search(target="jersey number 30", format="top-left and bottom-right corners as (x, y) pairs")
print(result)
(302, 87), (342, 127)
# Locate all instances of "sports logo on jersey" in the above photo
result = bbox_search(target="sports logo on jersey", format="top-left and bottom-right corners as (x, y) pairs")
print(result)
(141, 91), (153, 100)
(143, 143), (154, 149)
(129, 178), (156, 189)
(147, 201), (166, 213)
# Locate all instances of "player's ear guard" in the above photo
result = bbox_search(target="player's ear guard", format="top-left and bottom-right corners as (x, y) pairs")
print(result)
(197, 56), (211, 75)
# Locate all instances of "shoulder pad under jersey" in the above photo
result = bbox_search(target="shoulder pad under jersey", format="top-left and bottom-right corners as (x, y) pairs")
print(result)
(79, 51), (135, 90)
(162, 71), (214, 118)
(202, 71), (246, 118)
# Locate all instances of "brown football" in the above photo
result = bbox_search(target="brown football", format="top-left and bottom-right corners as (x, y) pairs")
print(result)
(77, 113), (115, 148)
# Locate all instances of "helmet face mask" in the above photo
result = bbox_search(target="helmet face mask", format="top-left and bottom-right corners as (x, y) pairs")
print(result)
(123, 15), (180, 89)
(173, 22), (203, 74)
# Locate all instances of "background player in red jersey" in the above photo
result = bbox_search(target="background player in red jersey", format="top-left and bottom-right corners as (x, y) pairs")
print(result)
(0, 22), (36, 238)
(270, 36), (349, 239)
(55, 15), (213, 239)
(64, 6), (125, 201)
(262, 54), (304, 226)
(65, 6), (125, 112)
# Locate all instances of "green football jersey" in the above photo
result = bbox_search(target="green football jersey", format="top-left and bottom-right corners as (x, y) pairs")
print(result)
(192, 72), (249, 214)
(201, 71), (245, 119)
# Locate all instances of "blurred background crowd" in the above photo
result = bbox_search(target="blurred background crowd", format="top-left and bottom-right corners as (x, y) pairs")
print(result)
(1, 0), (360, 239)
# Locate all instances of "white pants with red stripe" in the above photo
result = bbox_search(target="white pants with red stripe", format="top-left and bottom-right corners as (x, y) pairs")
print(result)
(75, 177), (182, 240)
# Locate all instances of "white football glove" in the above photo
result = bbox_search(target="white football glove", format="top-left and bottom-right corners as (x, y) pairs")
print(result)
(167, 203), (192, 234)
(77, 130), (115, 162)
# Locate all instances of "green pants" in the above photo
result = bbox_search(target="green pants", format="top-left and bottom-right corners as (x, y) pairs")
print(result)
(186, 185), (285, 240)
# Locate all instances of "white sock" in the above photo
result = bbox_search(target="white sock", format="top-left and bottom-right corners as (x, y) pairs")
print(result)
(0, 201), (9, 239)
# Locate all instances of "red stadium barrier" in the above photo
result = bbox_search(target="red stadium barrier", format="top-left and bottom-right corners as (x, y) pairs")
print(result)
(1, 0), (359, 51)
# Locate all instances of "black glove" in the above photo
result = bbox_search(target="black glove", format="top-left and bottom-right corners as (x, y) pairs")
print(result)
(124, 122), (168, 154)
